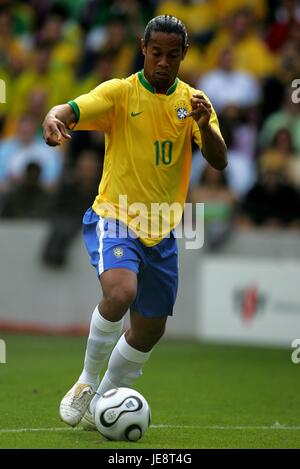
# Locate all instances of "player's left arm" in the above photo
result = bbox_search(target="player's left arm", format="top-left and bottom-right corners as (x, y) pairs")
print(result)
(187, 93), (227, 170)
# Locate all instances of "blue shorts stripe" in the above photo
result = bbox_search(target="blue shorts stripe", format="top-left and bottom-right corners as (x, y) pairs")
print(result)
(96, 217), (105, 275)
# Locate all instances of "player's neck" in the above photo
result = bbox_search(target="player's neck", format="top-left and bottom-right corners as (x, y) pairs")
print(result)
(156, 87), (169, 94)
(143, 70), (173, 95)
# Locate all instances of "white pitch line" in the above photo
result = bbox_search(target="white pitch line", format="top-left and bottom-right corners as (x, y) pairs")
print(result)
(151, 424), (300, 430)
(0, 427), (81, 433)
(1, 424), (300, 434)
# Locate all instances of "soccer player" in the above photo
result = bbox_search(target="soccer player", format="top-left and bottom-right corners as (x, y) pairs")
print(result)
(43, 15), (227, 428)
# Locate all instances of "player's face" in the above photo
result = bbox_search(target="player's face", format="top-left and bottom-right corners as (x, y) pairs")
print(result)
(141, 32), (188, 91)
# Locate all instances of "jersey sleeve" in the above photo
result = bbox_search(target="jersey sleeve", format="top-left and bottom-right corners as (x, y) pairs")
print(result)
(68, 79), (125, 132)
(192, 91), (224, 150)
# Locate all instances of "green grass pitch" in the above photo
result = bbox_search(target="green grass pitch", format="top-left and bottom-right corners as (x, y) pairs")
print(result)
(0, 333), (299, 449)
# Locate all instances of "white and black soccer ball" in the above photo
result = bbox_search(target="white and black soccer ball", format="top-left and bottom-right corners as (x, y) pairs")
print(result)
(94, 387), (151, 442)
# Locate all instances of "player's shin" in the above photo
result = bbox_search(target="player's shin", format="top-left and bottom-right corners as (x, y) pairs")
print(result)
(89, 333), (152, 413)
(78, 306), (124, 390)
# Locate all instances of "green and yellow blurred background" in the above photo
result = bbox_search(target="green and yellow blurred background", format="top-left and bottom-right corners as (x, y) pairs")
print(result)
(1, 0), (300, 449)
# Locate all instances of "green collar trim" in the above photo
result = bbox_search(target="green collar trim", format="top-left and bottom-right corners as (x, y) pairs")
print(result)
(138, 70), (155, 93)
(138, 70), (178, 95)
(166, 78), (179, 95)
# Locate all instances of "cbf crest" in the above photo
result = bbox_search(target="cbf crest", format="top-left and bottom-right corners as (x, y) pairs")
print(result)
(113, 247), (124, 258)
(174, 101), (189, 121)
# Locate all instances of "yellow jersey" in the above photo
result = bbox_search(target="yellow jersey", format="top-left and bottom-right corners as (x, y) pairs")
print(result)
(69, 70), (223, 246)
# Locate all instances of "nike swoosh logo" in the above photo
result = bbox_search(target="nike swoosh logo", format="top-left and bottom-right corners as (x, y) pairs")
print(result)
(131, 111), (143, 117)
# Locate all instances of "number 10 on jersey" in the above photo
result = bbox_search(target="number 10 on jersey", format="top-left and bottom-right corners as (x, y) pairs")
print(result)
(154, 140), (173, 165)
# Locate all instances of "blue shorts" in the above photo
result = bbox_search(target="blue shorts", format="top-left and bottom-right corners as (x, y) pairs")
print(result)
(82, 207), (178, 318)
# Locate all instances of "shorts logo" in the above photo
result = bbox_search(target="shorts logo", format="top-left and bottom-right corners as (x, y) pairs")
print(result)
(113, 247), (124, 258)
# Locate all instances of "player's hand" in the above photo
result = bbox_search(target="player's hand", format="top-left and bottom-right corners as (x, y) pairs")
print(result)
(43, 115), (71, 146)
(186, 94), (212, 129)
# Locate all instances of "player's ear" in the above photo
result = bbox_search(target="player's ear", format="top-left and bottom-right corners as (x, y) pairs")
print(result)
(182, 44), (189, 60)
(141, 38), (146, 56)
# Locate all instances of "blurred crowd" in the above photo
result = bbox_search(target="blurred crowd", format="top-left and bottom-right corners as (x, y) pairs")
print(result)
(0, 0), (300, 257)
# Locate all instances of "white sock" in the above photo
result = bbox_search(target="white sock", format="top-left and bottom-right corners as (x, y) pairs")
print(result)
(89, 333), (152, 414)
(78, 306), (123, 390)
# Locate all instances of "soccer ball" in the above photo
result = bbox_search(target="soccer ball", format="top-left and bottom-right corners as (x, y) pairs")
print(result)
(94, 387), (151, 442)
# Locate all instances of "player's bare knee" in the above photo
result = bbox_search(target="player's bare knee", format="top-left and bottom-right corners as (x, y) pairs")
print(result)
(106, 286), (137, 312)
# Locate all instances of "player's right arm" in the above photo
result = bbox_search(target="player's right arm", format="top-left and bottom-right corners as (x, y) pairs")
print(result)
(43, 104), (74, 147)
(43, 79), (124, 146)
